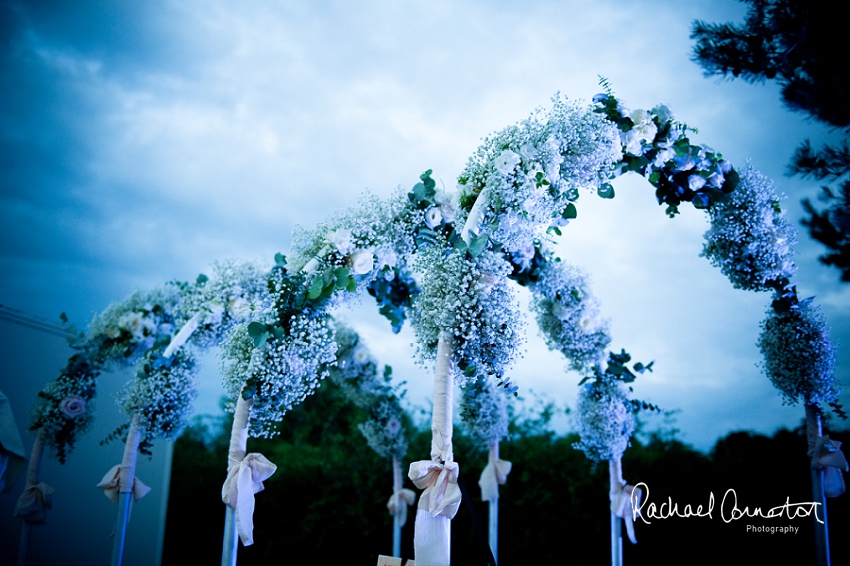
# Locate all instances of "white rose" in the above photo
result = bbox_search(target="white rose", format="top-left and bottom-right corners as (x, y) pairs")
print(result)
(494, 150), (521, 175)
(518, 143), (537, 162)
(439, 201), (457, 224)
(650, 103), (675, 124)
(424, 206), (443, 229)
(60, 395), (86, 418)
(688, 174), (706, 191)
(227, 297), (251, 318)
(328, 229), (354, 254)
(376, 247), (398, 269)
(205, 302), (225, 325)
(348, 250), (374, 275)
(514, 240), (536, 261)
(352, 344), (371, 365)
(387, 418), (401, 435)
(551, 302), (569, 321)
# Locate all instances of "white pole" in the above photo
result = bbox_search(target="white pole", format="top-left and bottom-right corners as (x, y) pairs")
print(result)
(392, 455), (402, 557)
(110, 415), (142, 566)
(488, 441), (499, 564)
(16, 429), (45, 566)
(609, 458), (623, 566)
(806, 404), (830, 566)
(412, 333), (455, 566)
(221, 394), (252, 566)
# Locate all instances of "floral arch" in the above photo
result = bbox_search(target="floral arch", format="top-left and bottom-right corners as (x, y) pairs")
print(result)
(17, 85), (844, 566)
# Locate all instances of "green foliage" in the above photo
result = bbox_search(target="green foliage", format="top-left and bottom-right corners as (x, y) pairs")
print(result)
(163, 384), (850, 565)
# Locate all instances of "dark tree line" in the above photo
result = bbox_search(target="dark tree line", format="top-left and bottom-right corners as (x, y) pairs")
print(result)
(162, 380), (850, 565)
(692, 0), (850, 281)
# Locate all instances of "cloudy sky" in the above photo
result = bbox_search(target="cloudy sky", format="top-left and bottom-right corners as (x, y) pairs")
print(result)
(1, 0), (847, 451)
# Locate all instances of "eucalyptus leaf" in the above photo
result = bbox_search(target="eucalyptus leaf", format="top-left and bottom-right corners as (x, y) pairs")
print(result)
(598, 183), (615, 199)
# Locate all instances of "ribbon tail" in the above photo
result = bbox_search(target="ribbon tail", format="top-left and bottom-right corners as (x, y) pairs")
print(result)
(623, 513), (638, 544)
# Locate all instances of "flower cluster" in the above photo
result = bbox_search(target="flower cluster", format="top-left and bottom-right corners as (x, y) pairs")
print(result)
(220, 312), (337, 438)
(412, 247), (524, 388)
(757, 303), (839, 406)
(28, 354), (98, 463)
(288, 190), (419, 310)
(178, 260), (272, 346)
(594, 89), (739, 216)
(530, 256), (611, 373)
(574, 377), (635, 462)
(118, 348), (199, 442)
(358, 397), (408, 460)
(702, 165), (797, 291)
(461, 378), (509, 448)
(86, 285), (182, 367)
(328, 322), (385, 408)
(455, 95), (621, 256)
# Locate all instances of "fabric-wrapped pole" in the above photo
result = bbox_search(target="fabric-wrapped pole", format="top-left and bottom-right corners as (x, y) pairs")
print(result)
(388, 455), (415, 557)
(105, 415), (146, 566)
(409, 334), (459, 566)
(805, 403), (832, 566)
(15, 429), (52, 566)
(609, 458), (643, 566)
(220, 394), (277, 566)
(479, 441), (511, 563)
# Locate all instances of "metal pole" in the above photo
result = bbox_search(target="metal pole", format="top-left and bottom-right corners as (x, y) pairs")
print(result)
(392, 455), (402, 557)
(488, 441), (500, 564)
(488, 498), (498, 564)
(16, 522), (30, 566)
(609, 458), (623, 566)
(221, 394), (252, 566)
(806, 404), (830, 566)
(221, 506), (239, 566)
(110, 416), (142, 566)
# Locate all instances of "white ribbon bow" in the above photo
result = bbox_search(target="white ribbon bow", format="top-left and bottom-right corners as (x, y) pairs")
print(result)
(387, 487), (417, 527)
(610, 480), (643, 544)
(221, 453), (277, 546)
(409, 459), (462, 519)
(14, 482), (54, 524)
(97, 464), (151, 503)
(479, 457), (512, 502)
(810, 436), (849, 498)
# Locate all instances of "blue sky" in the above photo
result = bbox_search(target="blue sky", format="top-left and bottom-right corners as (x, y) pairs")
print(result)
(1, 0), (847, 451)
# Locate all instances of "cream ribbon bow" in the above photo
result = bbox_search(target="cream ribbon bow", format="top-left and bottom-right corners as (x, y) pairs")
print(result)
(810, 436), (849, 498)
(97, 464), (151, 503)
(14, 482), (54, 524)
(479, 457), (512, 502)
(610, 480), (643, 544)
(221, 453), (277, 546)
(409, 459), (462, 519)
(387, 487), (417, 527)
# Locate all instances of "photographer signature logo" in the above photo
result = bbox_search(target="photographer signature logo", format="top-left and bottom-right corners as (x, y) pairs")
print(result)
(629, 482), (822, 533)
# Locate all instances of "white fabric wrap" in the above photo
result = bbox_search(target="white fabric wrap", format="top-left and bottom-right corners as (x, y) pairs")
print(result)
(410, 334), (457, 566)
(14, 430), (54, 524)
(460, 187), (490, 246)
(479, 441), (511, 502)
(388, 455), (416, 527)
(163, 312), (202, 358)
(609, 458), (642, 545)
(97, 417), (150, 503)
(387, 488), (417, 527)
(221, 395), (276, 546)
(805, 404), (849, 498)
